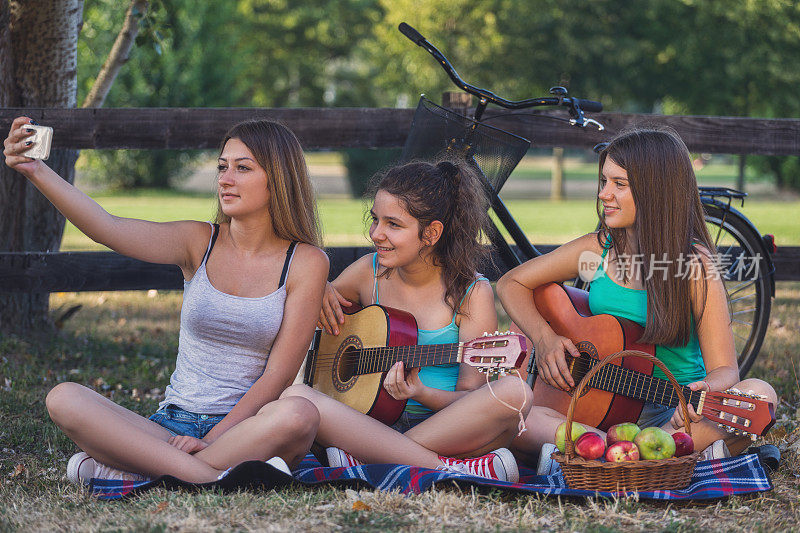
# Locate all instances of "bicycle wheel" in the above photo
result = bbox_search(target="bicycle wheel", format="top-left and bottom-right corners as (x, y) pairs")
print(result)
(703, 203), (772, 377)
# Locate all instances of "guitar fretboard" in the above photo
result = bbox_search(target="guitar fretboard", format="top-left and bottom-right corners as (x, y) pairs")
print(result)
(353, 343), (462, 376)
(575, 357), (703, 410)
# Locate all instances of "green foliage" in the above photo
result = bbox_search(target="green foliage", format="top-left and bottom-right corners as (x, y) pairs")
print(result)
(77, 0), (248, 189)
(342, 148), (402, 198)
(76, 0), (800, 191)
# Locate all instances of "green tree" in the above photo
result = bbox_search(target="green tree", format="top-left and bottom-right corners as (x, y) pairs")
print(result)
(77, 0), (248, 189)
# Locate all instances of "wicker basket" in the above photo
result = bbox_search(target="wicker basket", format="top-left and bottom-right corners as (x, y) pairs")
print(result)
(552, 350), (699, 491)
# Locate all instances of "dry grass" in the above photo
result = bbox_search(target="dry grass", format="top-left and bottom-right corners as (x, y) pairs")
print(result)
(1, 284), (799, 532)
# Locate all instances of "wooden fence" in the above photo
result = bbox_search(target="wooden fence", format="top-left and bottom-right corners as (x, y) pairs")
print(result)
(1, 106), (799, 293)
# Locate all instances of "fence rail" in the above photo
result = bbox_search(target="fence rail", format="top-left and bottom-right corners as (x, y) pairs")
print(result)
(3, 107), (800, 154)
(1, 246), (797, 293)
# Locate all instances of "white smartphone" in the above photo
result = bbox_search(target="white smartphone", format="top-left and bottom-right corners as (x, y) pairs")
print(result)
(22, 124), (53, 160)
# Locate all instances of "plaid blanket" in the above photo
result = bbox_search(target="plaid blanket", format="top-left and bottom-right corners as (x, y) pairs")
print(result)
(91, 453), (772, 501)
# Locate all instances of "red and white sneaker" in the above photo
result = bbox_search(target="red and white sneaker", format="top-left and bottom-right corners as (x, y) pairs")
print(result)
(66, 452), (149, 485)
(438, 448), (519, 483)
(326, 447), (363, 468)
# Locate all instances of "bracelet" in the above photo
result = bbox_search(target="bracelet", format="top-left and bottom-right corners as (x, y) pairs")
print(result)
(701, 380), (711, 391)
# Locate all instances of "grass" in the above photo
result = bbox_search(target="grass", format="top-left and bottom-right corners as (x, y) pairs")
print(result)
(61, 194), (800, 251)
(1, 283), (799, 531)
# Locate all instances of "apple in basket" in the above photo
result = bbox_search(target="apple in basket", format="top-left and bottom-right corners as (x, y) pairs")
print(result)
(555, 421), (588, 453)
(574, 432), (606, 460)
(672, 431), (695, 457)
(634, 427), (676, 460)
(605, 441), (640, 462)
(606, 422), (641, 446)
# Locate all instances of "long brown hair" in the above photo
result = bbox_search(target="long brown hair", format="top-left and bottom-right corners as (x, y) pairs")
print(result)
(597, 127), (716, 346)
(369, 160), (491, 313)
(214, 120), (322, 247)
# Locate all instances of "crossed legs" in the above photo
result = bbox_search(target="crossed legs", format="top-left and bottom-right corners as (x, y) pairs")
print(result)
(282, 375), (533, 467)
(46, 382), (319, 483)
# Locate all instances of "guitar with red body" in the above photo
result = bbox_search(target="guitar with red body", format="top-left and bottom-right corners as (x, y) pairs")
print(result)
(529, 282), (774, 437)
(304, 304), (527, 425)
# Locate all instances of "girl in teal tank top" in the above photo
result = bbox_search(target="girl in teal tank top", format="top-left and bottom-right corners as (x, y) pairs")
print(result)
(283, 160), (532, 481)
(498, 128), (776, 465)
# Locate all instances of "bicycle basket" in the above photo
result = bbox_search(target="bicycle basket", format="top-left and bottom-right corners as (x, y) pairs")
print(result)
(401, 96), (530, 192)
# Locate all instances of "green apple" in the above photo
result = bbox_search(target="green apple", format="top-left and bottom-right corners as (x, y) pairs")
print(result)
(555, 421), (588, 453)
(634, 426), (676, 460)
(606, 422), (641, 446)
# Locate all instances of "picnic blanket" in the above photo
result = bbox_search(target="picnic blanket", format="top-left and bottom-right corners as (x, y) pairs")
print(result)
(91, 453), (772, 501)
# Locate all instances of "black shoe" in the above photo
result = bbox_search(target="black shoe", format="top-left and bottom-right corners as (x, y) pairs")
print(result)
(747, 444), (780, 472)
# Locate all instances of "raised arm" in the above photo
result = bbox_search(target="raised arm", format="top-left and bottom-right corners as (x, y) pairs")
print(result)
(496, 232), (601, 390)
(317, 253), (374, 335)
(4, 117), (209, 274)
(203, 244), (330, 442)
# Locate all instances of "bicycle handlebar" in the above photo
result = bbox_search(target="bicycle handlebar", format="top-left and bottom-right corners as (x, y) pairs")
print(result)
(399, 22), (603, 125)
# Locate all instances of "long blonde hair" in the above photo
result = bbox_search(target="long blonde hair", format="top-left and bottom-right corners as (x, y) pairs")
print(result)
(214, 120), (322, 247)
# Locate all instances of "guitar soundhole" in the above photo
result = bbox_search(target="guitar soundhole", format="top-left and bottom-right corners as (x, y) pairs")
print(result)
(332, 335), (361, 392)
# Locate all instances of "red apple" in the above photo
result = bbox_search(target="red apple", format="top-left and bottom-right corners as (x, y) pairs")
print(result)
(605, 441), (640, 462)
(574, 432), (606, 460)
(672, 431), (695, 457)
(634, 427), (676, 460)
(555, 422), (588, 453)
(606, 422), (641, 446)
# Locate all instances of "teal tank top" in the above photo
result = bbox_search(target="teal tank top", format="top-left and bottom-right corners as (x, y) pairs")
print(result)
(587, 244), (706, 385)
(372, 254), (486, 414)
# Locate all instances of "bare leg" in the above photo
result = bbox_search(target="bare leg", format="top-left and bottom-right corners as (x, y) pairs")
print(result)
(405, 375), (534, 457)
(281, 384), (443, 468)
(47, 382), (319, 481)
(663, 378), (778, 456)
(510, 406), (607, 464)
(195, 396), (319, 469)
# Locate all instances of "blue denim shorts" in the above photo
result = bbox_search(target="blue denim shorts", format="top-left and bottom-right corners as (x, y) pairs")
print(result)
(391, 411), (432, 433)
(149, 404), (226, 439)
(637, 402), (675, 429)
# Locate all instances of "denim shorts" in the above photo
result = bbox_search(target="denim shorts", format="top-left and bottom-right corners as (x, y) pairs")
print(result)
(149, 404), (226, 439)
(391, 411), (432, 433)
(637, 402), (675, 429)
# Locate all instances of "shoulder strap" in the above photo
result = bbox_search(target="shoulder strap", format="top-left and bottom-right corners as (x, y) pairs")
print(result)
(372, 253), (379, 304)
(201, 223), (220, 266)
(456, 276), (488, 314)
(278, 242), (298, 287)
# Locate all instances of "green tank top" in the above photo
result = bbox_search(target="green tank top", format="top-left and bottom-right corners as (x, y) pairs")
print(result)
(587, 244), (706, 385)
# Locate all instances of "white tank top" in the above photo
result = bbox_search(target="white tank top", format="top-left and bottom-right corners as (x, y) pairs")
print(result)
(160, 223), (296, 414)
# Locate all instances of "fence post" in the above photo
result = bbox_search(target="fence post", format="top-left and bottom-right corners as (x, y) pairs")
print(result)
(551, 146), (565, 200)
(441, 91), (472, 115)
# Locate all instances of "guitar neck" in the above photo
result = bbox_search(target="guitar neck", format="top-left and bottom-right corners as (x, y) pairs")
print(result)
(579, 357), (704, 412)
(355, 343), (462, 375)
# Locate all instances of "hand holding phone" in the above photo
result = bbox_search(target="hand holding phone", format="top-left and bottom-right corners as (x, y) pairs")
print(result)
(22, 125), (53, 160)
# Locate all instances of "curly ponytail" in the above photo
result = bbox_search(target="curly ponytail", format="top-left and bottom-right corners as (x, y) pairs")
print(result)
(369, 159), (491, 313)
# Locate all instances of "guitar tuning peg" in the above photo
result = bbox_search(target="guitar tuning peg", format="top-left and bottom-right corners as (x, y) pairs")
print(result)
(483, 331), (488, 337)
(494, 330), (499, 335)
(503, 330), (510, 335)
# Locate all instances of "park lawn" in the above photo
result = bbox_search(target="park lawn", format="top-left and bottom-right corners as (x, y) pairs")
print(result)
(1, 284), (798, 530)
(60, 193), (800, 250)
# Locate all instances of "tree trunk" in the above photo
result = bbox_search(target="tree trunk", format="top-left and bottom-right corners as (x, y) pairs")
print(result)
(0, 0), (84, 335)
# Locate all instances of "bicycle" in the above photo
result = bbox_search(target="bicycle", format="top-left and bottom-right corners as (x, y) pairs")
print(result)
(397, 22), (775, 377)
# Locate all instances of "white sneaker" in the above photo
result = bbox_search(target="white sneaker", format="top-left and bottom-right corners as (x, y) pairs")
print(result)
(699, 439), (731, 461)
(438, 448), (519, 483)
(326, 447), (363, 468)
(66, 452), (148, 485)
(217, 456), (292, 481)
(536, 443), (560, 476)
(265, 456), (291, 475)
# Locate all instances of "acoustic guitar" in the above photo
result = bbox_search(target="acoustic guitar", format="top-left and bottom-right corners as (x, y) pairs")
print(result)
(531, 282), (774, 438)
(304, 304), (526, 425)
